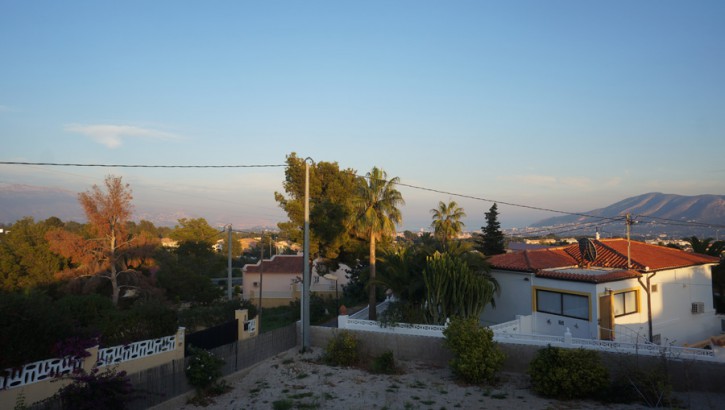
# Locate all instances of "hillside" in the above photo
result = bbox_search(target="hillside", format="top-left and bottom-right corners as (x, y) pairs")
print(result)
(532, 193), (725, 238)
(0, 183), (84, 223)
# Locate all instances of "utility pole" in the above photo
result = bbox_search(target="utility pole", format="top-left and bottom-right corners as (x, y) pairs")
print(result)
(302, 157), (313, 350)
(258, 244), (264, 329)
(227, 224), (233, 300)
(625, 213), (634, 269)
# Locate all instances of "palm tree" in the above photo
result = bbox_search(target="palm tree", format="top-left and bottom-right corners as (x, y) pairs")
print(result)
(430, 200), (466, 248)
(353, 167), (405, 320)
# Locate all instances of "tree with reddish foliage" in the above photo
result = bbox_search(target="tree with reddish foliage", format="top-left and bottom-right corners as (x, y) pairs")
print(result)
(47, 175), (151, 305)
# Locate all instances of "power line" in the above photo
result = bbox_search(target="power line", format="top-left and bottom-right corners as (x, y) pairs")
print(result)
(0, 161), (285, 168)
(4, 160), (723, 232)
(362, 175), (623, 223)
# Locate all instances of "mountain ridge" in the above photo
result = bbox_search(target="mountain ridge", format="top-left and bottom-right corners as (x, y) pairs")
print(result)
(532, 192), (725, 237)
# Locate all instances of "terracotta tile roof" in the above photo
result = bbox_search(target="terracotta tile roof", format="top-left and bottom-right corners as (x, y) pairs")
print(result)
(536, 268), (641, 284)
(489, 239), (718, 275)
(243, 255), (304, 274)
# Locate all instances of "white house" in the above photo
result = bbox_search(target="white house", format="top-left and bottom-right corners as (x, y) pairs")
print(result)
(481, 239), (721, 346)
(242, 255), (349, 308)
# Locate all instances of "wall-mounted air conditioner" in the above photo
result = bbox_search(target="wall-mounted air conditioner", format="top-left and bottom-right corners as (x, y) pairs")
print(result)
(691, 302), (705, 314)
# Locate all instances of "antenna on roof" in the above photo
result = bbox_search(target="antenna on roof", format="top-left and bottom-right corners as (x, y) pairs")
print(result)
(578, 238), (597, 267)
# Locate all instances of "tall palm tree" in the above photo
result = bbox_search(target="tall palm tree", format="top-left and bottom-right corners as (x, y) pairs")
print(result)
(430, 200), (466, 248)
(353, 167), (405, 320)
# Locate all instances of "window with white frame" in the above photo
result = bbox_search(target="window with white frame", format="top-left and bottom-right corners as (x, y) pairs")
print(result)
(613, 290), (638, 317)
(536, 289), (589, 320)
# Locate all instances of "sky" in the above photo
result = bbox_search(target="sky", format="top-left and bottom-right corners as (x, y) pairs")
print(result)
(1, 1), (724, 231)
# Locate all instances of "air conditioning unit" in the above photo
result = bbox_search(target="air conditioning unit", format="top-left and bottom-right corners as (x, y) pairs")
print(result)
(691, 302), (705, 314)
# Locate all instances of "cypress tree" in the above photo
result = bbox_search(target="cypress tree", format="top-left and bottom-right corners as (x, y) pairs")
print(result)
(478, 203), (505, 256)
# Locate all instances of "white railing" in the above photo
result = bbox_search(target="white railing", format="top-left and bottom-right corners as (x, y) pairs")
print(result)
(342, 317), (446, 337)
(349, 299), (392, 319)
(0, 356), (83, 390)
(2, 331), (180, 390)
(96, 334), (177, 366)
(244, 318), (257, 334)
(337, 315), (720, 362)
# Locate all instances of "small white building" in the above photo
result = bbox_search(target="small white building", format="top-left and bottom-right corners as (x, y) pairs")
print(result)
(242, 255), (349, 308)
(481, 239), (721, 346)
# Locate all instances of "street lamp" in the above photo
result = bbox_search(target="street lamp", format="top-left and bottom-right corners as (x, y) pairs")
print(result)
(323, 273), (339, 314)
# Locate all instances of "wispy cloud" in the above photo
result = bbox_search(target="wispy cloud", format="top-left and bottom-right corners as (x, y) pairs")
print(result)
(64, 124), (181, 148)
(0, 104), (17, 113)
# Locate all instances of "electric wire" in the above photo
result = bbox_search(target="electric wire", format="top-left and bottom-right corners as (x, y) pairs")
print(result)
(2, 160), (723, 233)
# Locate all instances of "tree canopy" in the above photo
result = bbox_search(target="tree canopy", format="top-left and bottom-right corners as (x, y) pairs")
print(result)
(274, 152), (359, 261)
(46, 175), (155, 305)
(352, 166), (404, 320)
(430, 200), (466, 248)
(477, 203), (506, 256)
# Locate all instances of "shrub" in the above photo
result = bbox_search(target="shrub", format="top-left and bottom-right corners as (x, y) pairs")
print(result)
(371, 350), (397, 374)
(606, 361), (674, 407)
(442, 317), (505, 384)
(56, 367), (134, 410)
(528, 345), (609, 400)
(185, 346), (225, 392)
(324, 330), (359, 366)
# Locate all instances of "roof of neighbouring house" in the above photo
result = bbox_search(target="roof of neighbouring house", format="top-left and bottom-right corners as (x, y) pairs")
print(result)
(489, 239), (719, 275)
(536, 267), (642, 284)
(243, 255), (304, 274)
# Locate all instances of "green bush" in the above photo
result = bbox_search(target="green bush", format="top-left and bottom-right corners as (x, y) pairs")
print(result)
(442, 317), (505, 384)
(324, 330), (359, 366)
(185, 346), (224, 391)
(606, 363), (674, 407)
(528, 345), (609, 400)
(371, 350), (397, 374)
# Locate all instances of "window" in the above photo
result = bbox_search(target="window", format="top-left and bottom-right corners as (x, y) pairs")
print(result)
(536, 290), (589, 320)
(613, 290), (638, 317)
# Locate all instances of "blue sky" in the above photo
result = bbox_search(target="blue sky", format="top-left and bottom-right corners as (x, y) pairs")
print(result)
(1, 1), (724, 230)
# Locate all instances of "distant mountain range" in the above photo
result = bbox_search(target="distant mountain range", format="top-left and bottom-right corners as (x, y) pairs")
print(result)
(0, 183), (279, 230)
(532, 193), (725, 239)
(0, 183), (85, 224)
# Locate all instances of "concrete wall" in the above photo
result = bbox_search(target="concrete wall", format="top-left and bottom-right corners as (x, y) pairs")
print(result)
(308, 326), (725, 395)
(1, 328), (185, 410)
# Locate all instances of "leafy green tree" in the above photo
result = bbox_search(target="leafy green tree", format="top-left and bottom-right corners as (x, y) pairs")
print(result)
(274, 153), (359, 261)
(353, 167), (405, 320)
(0, 217), (67, 291)
(0, 291), (72, 368)
(170, 218), (221, 245)
(430, 200), (466, 248)
(477, 203), (506, 256)
(155, 246), (224, 305)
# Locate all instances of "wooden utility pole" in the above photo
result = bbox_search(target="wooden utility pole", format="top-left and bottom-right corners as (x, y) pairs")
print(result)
(626, 213), (632, 269)
(227, 224), (233, 300)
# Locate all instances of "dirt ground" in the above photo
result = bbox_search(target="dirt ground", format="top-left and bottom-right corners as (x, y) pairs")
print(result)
(148, 347), (725, 410)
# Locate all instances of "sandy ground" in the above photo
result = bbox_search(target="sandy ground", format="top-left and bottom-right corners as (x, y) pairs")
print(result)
(150, 347), (713, 410)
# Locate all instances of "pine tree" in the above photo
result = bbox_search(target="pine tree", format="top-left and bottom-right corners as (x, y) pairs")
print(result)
(478, 203), (505, 256)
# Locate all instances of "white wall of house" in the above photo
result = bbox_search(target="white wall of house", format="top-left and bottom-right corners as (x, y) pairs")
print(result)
(244, 272), (296, 303)
(529, 277), (597, 339)
(647, 265), (720, 345)
(480, 270), (532, 326)
(483, 264), (721, 346)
